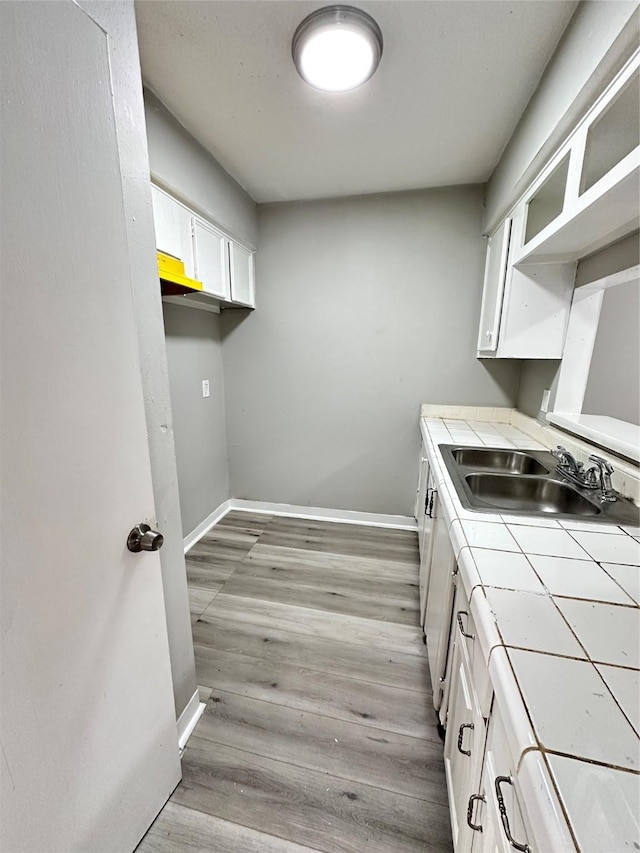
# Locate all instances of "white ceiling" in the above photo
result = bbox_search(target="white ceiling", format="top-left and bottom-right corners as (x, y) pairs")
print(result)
(135, 0), (578, 204)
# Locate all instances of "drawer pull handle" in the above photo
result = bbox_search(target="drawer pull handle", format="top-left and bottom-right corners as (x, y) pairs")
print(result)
(467, 794), (485, 832)
(457, 722), (474, 756)
(457, 610), (475, 640)
(426, 489), (436, 518)
(495, 776), (530, 852)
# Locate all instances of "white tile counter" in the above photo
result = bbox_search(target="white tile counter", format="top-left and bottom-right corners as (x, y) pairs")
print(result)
(419, 411), (640, 852)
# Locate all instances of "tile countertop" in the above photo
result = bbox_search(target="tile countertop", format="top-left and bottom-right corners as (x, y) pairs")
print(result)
(419, 415), (640, 852)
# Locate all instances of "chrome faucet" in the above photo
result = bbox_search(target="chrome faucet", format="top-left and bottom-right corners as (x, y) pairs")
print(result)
(585, 455), (617, 502)
(553, 446), (584, 483)
(553, 445), (617, 501)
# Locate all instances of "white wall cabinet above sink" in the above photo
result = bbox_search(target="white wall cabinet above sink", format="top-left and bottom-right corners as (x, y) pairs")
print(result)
(477, 49), (639, 360)
(477, 214), (575, 359)
(151, 183), (256, 310)
(513, 52), (639, 265)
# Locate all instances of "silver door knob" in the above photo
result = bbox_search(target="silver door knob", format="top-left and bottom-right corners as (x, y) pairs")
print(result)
(127, 523), (164, 553)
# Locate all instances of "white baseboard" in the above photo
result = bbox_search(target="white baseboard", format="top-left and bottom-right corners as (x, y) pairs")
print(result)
(183, 499), (233, 553)
(176, 689), (206, 753)
(183, 498), (416, 553)
(227, 499), (416, 530)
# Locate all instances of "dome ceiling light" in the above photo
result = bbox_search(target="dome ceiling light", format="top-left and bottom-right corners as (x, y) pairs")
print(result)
(292, 5), (383, 93)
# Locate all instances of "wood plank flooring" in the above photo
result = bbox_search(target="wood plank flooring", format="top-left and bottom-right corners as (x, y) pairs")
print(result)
(137, 512), (452, 853)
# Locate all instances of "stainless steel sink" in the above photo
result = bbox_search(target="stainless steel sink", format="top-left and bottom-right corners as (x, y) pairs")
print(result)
(465, 473), (600, 516)
(439, 444), (640, 525)
(451, 448), (549, 475)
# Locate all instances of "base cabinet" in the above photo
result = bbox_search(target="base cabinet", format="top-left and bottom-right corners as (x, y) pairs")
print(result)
(470, 702), (532, 853)
(419, 441), (573, 851)
(444, 582), (489, 851)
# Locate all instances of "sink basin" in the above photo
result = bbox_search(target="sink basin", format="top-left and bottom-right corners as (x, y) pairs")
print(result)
(451, 448), (549, 475)
(465, 473), (600, 516)
(438, 444), (640, 524)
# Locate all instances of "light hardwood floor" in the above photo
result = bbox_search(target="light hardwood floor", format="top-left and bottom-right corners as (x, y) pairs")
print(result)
(137, 512), (453, 853)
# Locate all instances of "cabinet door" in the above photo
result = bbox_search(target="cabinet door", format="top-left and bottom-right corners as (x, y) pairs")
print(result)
(193, 219), (230, 299)
(470, 702), (532, 853)
(419, 465), (437, 628)
(424, 506), (456, 712)
(477, 218), (512, 354)
(415, 445), (429, 547)
(444, 586), (488, 852)
(229, 241), (255, 307)
(150, 185), (195, 277)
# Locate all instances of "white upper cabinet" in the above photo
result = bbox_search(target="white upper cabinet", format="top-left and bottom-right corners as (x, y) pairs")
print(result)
(477, 218), (511, 354)
(193, 219), (230, 300)
(513, 54), (639, 265)
(151, 185), (195, 277)
(150, 182), (256, 309)
(477, 50), (639, 360)
(229, 241), (256, 307)
(477, 213), (575, 359)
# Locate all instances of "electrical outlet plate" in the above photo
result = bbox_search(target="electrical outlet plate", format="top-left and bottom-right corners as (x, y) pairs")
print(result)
(541, 389), (550, 413)
(202, 380), (210, 398)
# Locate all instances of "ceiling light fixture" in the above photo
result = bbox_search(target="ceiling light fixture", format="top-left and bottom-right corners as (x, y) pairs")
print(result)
(292, 5), (383, 93)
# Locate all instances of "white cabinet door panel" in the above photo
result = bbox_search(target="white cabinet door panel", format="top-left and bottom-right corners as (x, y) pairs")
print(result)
(419, 466), (437, 628)
(230, 241), (255, 307)
(194, 219), (230, 299)
(151, 185), (195, 277)
(424, 507), (456, 712)
(477, 219), (512, 353)
(471, 703), (532, 853)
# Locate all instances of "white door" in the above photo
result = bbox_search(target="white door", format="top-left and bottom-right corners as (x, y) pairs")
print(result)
(0, 4), (181, 852)
(230, 241), (256, 306)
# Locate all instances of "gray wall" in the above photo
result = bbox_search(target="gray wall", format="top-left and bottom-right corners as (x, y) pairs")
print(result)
(222, 187), (521, 516)
(144, 89), (259, 537)
(574, 230), (640, 288)
(485, 1), (639, 232)
(516, 231), (640, 419)
(583, 279), (639, 424)
(144, 89), (258, 247)
(163, 305), (230, 534)
(516, 361), (561, 419)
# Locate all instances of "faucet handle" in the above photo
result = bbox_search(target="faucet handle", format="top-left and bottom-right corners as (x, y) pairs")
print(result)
(554, 446), (582, 470)
(588, 454), (614, 475)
